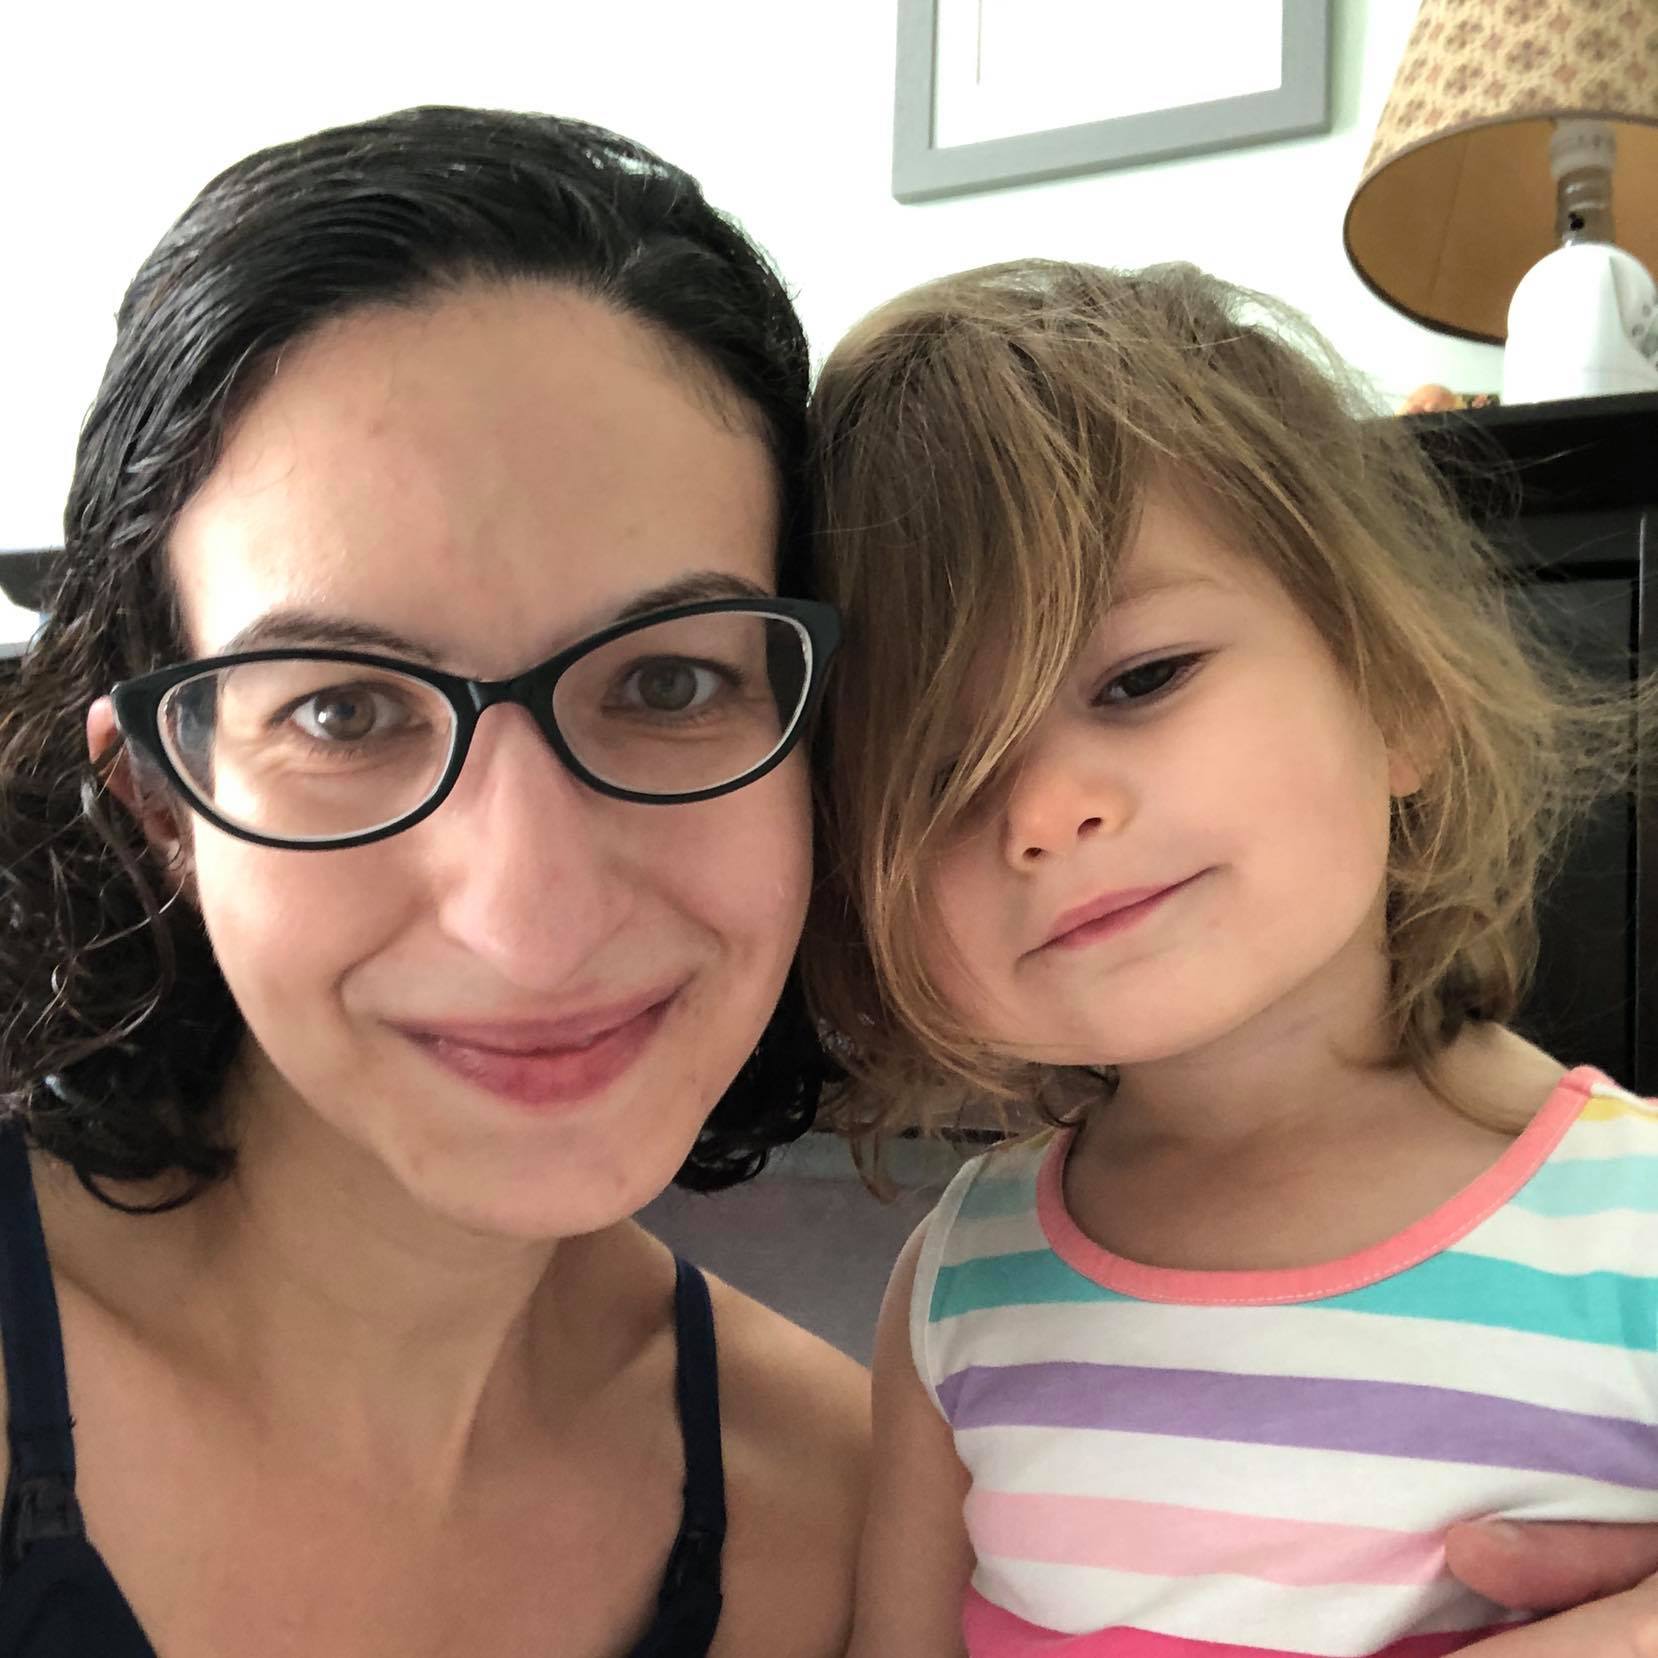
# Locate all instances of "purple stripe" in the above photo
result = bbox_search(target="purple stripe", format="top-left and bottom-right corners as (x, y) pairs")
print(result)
(937, 1362), (1658, 1489)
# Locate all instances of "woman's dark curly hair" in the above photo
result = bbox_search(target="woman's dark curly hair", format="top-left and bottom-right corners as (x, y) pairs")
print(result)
(0, 104), (837, 1206)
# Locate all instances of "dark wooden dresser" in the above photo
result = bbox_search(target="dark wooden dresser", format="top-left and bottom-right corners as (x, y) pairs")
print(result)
(1409, 392), (1655, 1093)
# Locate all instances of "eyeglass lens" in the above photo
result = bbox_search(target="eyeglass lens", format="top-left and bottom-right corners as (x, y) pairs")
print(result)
(155, 612), (812, 842)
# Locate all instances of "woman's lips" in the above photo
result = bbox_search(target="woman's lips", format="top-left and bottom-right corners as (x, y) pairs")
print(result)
(395, 991), (676, 1109)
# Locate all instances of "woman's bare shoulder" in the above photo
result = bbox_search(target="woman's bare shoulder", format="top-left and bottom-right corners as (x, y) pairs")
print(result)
(706, 1273), (871, 1658)
(710, 1272), (870, 1434)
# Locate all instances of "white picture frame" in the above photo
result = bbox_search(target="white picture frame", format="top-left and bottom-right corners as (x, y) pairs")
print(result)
(893, 0), (1332, 204)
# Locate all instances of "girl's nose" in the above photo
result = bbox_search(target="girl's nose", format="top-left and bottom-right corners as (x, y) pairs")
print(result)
(999, 724), (1135, 870)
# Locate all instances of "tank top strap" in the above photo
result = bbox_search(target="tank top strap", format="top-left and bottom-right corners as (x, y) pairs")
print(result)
(0, 1121), (86, 1574)
(628, 1255), (725, 1658)
(669, 1255), (725, 1550)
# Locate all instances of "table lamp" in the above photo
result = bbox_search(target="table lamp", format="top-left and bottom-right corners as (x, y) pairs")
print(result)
(1344, 0), (1658, 406)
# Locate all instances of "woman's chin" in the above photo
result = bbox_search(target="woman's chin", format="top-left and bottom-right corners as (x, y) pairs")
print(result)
(392, 1133), (694, 1244)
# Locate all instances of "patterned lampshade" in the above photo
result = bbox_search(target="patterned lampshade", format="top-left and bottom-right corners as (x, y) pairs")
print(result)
(1345, 0), (1658, 343)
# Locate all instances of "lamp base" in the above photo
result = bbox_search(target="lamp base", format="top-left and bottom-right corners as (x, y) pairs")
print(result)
(1502, 242), (1658, 405)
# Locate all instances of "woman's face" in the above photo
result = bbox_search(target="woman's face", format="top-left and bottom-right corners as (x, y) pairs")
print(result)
(139, 284), (810, 1237)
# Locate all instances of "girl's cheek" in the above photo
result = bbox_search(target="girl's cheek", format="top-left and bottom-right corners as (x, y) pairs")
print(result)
(919, 863), (1002, 1021)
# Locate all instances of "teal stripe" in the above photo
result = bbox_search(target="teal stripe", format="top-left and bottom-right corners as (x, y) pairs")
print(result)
(1328, 1254), (1657, 1346)
(1512, 1156), (1658, 1217)
(931, 1247), (1658, 1350)
(933, 1251), (1133, 1319)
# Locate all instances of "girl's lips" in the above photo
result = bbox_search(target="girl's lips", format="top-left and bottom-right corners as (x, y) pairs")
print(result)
(396, 992), (676, 1109)
(1039, 873), (1205, 952)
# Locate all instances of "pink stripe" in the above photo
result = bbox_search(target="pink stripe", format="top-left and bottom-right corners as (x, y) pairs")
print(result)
(963, 1586), (1505, 1657)
(968, 1491), (1446, 1588)
(1036, 1069), (1600, 1305)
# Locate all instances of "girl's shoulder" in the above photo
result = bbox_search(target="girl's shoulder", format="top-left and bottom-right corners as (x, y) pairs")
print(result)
(1544, 1065), (1658, 1131)
(906, 1129), (1067, 1406)
(935, 1127), (1061, 1253)
(1548, 1066), (1658, 1153)
(933, 1126), (1061, 1216)
(1578, 1069), (1657, 1110)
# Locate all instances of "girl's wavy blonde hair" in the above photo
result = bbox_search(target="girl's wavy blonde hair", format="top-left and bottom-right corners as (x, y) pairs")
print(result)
(806, 258), (1650, 1142)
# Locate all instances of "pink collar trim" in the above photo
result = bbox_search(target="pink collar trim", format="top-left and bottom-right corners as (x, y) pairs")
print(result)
(1035, 1066), (1604, 1306)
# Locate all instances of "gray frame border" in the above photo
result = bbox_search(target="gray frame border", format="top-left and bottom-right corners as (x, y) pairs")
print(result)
(893, 0), (1332, 204)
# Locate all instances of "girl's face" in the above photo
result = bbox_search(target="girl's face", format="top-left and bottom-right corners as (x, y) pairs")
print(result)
(112, 284), (810, 1238)
(923, 488), (1417, 1070)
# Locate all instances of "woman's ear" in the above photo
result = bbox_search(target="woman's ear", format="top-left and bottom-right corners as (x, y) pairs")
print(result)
(86, 697), (193, 889)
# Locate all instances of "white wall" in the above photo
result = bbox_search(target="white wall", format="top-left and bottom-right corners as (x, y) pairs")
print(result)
(0, 0), (1499, 552)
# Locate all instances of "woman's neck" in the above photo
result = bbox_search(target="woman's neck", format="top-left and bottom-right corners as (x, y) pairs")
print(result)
(40, 1047), (634, 1508)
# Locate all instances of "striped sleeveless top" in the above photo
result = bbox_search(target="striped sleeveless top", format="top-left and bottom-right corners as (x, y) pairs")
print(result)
(911, 1067), (1658, 1657)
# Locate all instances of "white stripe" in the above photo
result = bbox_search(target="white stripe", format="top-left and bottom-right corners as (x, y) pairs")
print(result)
(1543, 1129), (1658, 1164)
(936, 1207), (1050, 1267)
(1589, 1078), (1656, 1109)
(955, 1424), (1658, 1529)
(933, 1138), (1048, 1265)
(970, 1559), (1509, 1651)
(1455, 1200), (1658, 1273)
(928, 1298), (1658, 1416)
(969, 1135), (1053, 1176)
(1546, 1086), (1658, 1161)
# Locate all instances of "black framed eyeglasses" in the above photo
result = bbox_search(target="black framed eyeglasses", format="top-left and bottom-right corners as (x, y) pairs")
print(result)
(110, 597), (841, 851)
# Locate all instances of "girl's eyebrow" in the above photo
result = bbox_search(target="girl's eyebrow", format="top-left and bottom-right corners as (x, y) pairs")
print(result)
(215, 573), (774, 661)
(1108, 572), (1226, 609)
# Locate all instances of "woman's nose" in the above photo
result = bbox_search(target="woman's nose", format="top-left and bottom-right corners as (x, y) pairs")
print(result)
(999, 724), (1135, 870)
(427, 708), (624, 987)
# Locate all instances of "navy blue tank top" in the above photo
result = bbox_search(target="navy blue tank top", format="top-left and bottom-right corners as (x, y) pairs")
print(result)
(0, 1125), (726, 1655)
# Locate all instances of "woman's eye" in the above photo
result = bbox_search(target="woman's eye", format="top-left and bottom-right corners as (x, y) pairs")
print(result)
(1096, 654), (1202, 707)
(290, 687), (412, 743)
(618, 658), (727, 713)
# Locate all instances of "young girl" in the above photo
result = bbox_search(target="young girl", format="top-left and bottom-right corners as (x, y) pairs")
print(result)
(805, 259), (1658, 1657)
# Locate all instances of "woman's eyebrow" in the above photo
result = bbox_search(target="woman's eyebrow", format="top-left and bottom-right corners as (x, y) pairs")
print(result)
(215, 611), (440, 661)
(214, 573), (775, 661)
(611, 571), (773, 622)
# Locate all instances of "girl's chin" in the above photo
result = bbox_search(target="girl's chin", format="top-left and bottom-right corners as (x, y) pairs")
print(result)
(1009, 1020), (1234, 1071)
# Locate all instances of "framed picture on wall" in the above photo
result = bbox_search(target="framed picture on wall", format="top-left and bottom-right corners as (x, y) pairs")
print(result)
(892, 0), (1332, 204)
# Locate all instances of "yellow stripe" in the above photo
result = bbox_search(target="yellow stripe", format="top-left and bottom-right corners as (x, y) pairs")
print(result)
(1582, 1093), (1658, 1124)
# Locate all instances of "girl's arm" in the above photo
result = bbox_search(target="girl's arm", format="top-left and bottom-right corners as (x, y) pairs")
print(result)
(847, 1222), (976, 1658)
(1447, 1520), (1658, 1653)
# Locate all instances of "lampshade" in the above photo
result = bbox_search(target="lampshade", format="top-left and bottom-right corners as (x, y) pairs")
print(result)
(1345, 0), (1658, 344)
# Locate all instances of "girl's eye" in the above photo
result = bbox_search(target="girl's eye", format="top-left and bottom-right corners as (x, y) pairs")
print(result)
(1096, 653), (1203, 708)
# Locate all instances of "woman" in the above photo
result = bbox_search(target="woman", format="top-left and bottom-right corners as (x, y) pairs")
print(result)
(0, 106), (864, 1656)
(0, 102), (1652, 1658)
